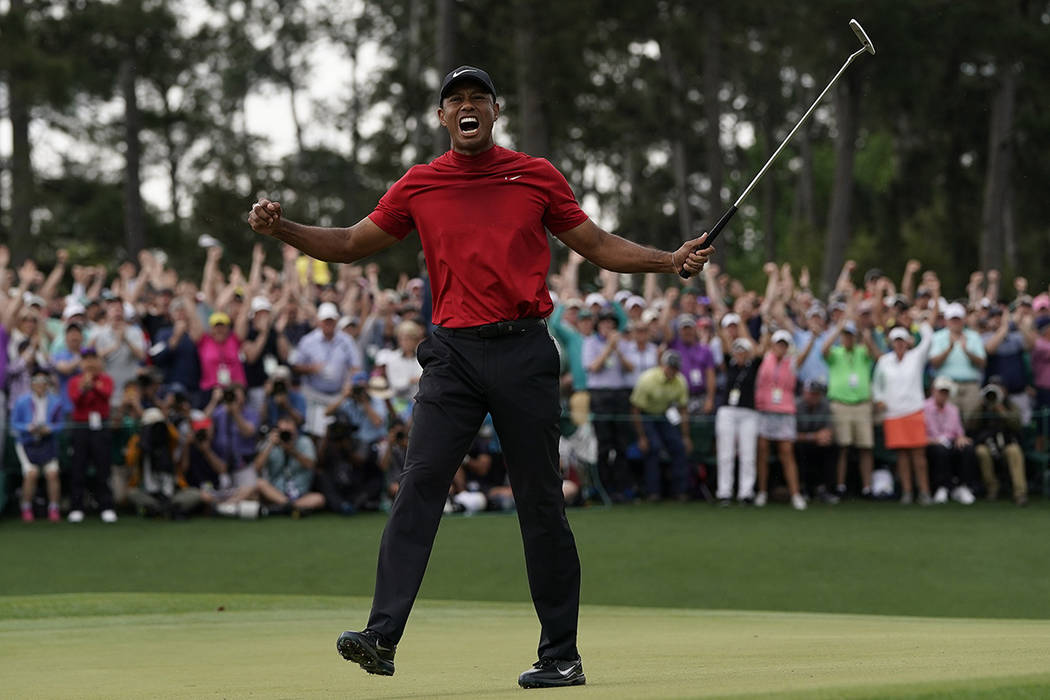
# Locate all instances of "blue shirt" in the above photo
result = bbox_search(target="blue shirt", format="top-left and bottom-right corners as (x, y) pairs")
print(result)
(292, 330), (362, 394)
(793, 328), (831, 387)
(930, 328), (986, 383)
(582, 333), (630, 390)
(150, 327), (202, 392)
(211, 404), (260, 472)
(336, 395), (389, 445)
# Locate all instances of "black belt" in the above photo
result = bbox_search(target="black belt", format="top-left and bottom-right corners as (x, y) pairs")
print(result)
(439, 318), (545, 339)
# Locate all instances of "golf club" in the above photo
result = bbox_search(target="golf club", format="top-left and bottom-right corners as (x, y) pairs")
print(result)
(680, 18), (875, 279)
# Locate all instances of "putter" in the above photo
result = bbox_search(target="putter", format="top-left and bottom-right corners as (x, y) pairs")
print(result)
(680, 18), (875, 278)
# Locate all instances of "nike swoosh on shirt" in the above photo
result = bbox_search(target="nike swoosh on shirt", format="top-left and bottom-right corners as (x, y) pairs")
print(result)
(452, 69), (475, 78)
(505, 175), (522, 181)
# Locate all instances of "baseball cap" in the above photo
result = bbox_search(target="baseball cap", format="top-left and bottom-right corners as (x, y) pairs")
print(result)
(563, 298), (583, 310)
(805, 305), (826, 320)
(141, 407), (166, 426)
(352, 371), (369, 386)
(584, 293), (606, 308)
(1033, 294), (1050, 311)
(842, 321), (857, 335)
(80, 347), (99, 358)
(661, 349), (682, 368)
(730, 337), (753, 353)
(625, 296), (646, 311)
(438, 66), (496, 105)
(932, 376), (955, 393)
(614, 290), (633, 305)
(887, 327), (912, 343)
(208, 311), (231, 326)
(317, 302), (340, 321)
(803, 378), (827, 393)
(944, 302), (966, 320)
(250, 296), (272, 315)
(62, 303), (86, 320)
(720, 313), (741, 328)
(676, 314), (697, 328)
(772, 329), (793, 345)
(190, 410), (211, 432)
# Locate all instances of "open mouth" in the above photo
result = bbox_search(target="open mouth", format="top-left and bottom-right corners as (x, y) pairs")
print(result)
(459, 115), (480, 136)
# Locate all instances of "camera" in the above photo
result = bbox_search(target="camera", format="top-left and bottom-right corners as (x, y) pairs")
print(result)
(352, 385), (368, 399)
(272, 380), (287, 395)
(222, 388), (236, 403)
(194, 429), (208, 443)
(981, 385), (1003, 405)
(394, 430), (406, 441)
(278, 429), (294, 443)
(327, 413), (357, 441)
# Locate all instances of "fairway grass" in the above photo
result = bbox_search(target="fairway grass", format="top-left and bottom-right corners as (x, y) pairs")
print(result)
(2, 594), (1050, 699)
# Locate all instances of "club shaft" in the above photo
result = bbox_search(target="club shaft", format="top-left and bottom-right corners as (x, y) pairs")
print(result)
(679, 46), (869, 280)
(734, 47), (867, 207)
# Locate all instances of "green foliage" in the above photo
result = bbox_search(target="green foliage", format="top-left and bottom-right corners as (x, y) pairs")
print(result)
(1, 0), (1050, 287)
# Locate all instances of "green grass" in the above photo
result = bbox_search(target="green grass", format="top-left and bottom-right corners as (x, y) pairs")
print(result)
(3, 501), (1050, 697)
(3, 596), (1050, 699)
(3, 501), (1049, 619)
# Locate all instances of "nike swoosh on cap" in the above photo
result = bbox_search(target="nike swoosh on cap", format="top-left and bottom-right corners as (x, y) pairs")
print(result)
(452, 69), (475, 78)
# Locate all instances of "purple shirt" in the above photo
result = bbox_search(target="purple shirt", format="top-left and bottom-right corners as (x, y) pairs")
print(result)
(0, 325), (8, 391)
(211, 404), (260, 472)
(669, 339), (715, 395)
(923, 397), (964, 444)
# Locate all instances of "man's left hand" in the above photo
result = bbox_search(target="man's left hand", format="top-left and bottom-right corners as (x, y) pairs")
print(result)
(672, 232), (714, 276)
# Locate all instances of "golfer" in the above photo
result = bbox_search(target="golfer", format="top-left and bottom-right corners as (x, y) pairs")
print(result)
(248, 65), (713, 689)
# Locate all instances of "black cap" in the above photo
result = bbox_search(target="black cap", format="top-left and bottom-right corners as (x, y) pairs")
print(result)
(438, 66), (496, 105)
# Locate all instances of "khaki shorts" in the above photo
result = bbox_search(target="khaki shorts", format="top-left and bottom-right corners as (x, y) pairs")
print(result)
(830, 401), (874, 449)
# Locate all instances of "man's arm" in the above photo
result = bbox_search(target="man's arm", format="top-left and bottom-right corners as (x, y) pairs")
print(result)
(249, 200), (400, 264)
(556, 219), (711, 276)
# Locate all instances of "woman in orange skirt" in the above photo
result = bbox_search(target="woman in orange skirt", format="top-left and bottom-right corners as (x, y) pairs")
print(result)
(872, 324), (935, 504)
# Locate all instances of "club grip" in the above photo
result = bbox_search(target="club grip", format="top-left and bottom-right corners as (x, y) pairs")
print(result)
(678, 205), (738, 279)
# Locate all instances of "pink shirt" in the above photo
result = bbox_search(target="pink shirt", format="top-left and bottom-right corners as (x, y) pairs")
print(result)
(1033, 336), (1050, 389)
(198, 333), (246, 390)
(923, 397), (964, 444)
(755, 352), (796, 414)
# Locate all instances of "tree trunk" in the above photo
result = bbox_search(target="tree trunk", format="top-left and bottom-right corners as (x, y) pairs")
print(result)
(820, 79), (859, 294)
(431, 0), (456, 157)
(702, 5), (724, 267)
(979, 63), (1016, 273)
(8, 0), (32, 255)
(660, 9), (692, 249)
(513, 0), (549, 156)
(120, 57), (145, 257)
(762, 118), (776, 262)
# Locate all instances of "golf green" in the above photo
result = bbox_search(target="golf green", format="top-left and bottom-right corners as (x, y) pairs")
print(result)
(2, 594), (1049, 698)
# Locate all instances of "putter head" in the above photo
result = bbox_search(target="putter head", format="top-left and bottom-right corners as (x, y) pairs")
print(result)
(850, 19), (875, 55)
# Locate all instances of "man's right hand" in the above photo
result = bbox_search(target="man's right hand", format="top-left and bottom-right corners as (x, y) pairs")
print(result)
(249, 199), (283, 236)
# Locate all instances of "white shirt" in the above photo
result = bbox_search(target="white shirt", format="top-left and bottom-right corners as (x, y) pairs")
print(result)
(871, 323), (934, 419)
(375, 348), (422, 400)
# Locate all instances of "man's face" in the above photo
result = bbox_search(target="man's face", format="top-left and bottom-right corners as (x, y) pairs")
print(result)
(678, 323), (697, 344)
(841, 331), (856, 349)
(934, 388), (950, 407)
(320, 318), (337, 339)
(438, 83), (499, 155)
(803, 389), (821, 407)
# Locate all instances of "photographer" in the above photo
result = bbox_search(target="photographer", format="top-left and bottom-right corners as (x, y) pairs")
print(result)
(263, 365), (306, 428)
(968, 377), (1027, 505)
(176, 411), (232, 511)
(126, 407), (201, 517)
(315, 412), (383, 514)
(204, 383), (260, 488)
(326, 371), (389, 453)
(220, 415), (323, 515)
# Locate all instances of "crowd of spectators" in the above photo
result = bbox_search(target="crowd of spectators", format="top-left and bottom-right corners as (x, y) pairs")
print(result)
(4, 241), (1049, 523)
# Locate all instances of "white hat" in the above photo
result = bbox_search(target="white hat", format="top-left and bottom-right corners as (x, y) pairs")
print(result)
(720, 313), (742, 328)
(871, 469), (895, 497)
(317, 302), (340, 321)
(250, 296), (272, 315)
(614, 290), (633, 304)
(270, 365), (292, 381)
(625, 295), (646, 311)
(888, 327), (912, 343)
(932, 376), (955, 393)
(944, 302), (966, 320)
(731, 337), (753, 353)
(771, 329), (793, 346)
(141, 407), (166, 426)
(62, 303), (86, 320)
(641, 309), (660, 324)
(584, 293), (606, 308)
(564, 297), (583, 309)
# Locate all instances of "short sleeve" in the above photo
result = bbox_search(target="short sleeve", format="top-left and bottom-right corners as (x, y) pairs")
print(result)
(539, 160), (590, 234)
(368, 170), (417, 240)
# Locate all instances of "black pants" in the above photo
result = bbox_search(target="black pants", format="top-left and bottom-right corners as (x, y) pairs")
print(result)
(926, 443), (978, 490)
(367, 322), (581, 661)
(69, 427), (114, 511)
(589, 388), (633, 497)
(795, 441), (836, 494)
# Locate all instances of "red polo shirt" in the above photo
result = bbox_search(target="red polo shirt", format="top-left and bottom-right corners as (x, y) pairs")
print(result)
(368, 145), (589, 328)
(68, 373), (114, 421)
